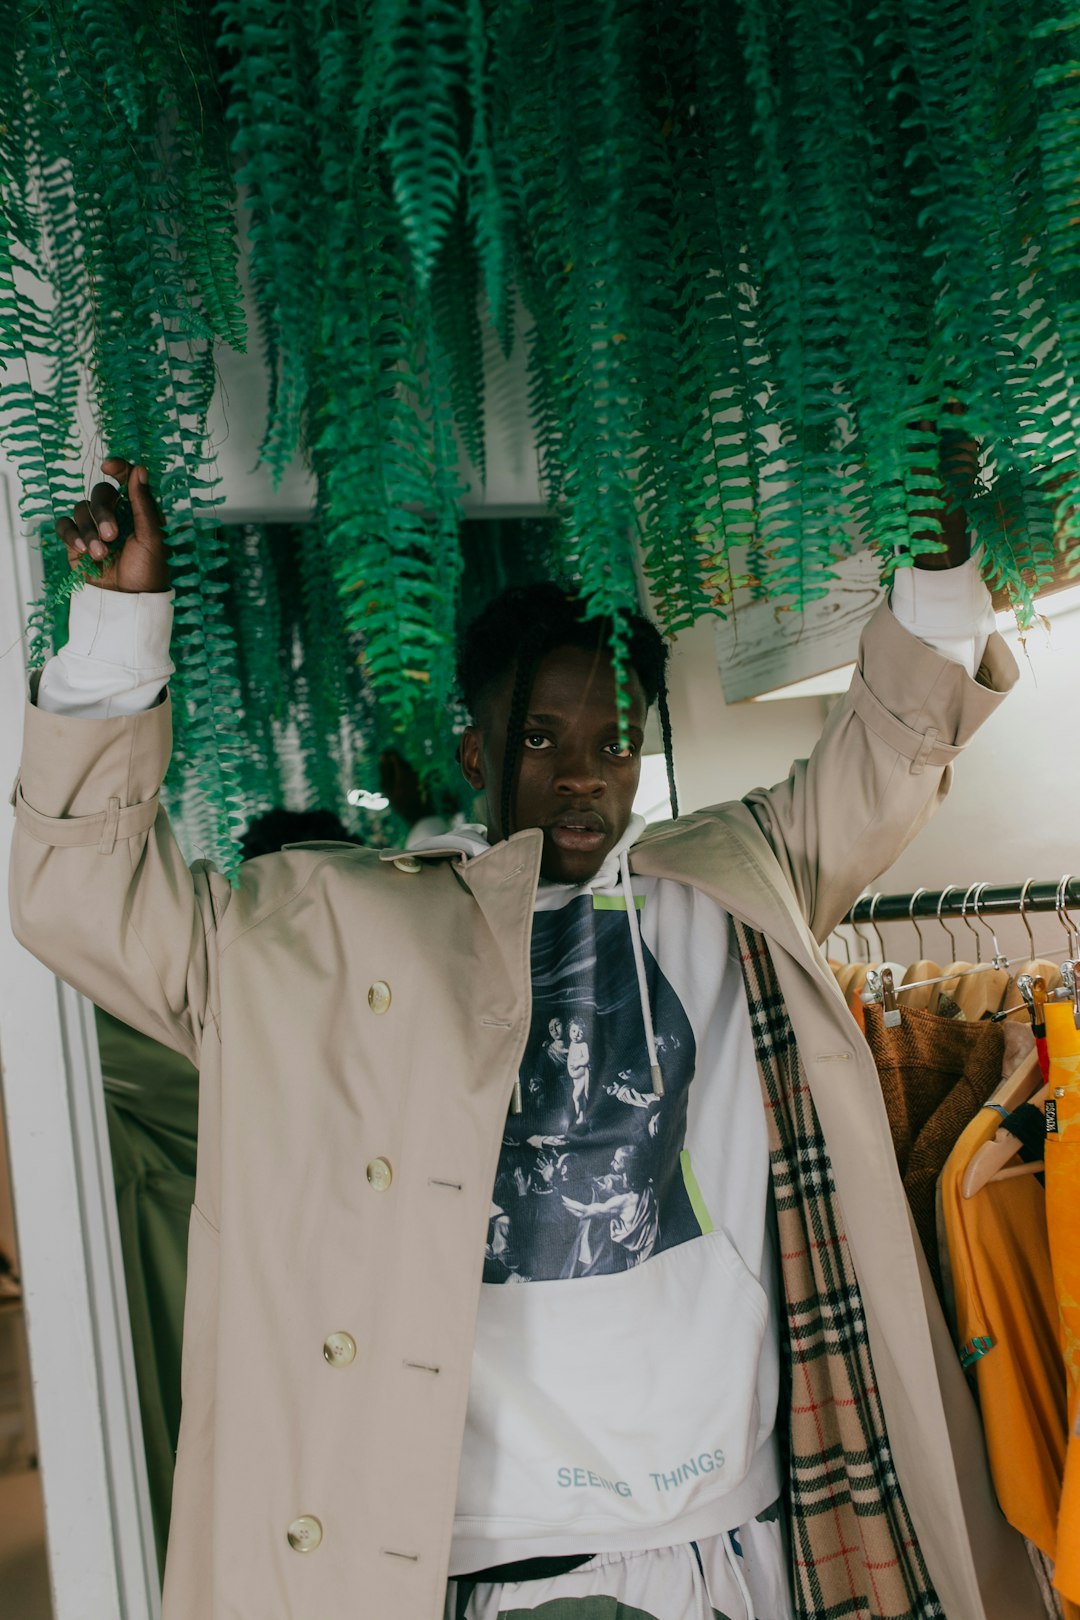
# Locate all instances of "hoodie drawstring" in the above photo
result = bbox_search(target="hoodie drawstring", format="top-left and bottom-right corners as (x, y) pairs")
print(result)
(620, 852), (664, 1097)
(721, 1529), (756, 1619)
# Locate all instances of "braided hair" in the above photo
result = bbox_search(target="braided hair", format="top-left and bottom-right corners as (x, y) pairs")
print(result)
(456, 582), (678, 837)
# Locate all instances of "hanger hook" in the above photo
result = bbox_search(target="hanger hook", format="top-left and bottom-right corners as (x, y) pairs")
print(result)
(867, 892), (886, 962)
(936, 886), (959, 956)
(908, 888), (927, 957)
(972, 882), (1005, 966)
(960, 882), (983, 962)
(848, 895), (873, 963)
(1057, 874), (1079, 958)
(1017, 878), (1036, 956)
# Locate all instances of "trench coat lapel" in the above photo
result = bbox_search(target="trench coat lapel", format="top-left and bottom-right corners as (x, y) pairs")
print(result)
(442, 829), (544, 1010)
(630, 807), (821, 969)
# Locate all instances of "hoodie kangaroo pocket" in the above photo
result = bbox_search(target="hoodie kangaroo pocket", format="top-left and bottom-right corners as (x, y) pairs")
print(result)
(456, 1227), (774, 1542)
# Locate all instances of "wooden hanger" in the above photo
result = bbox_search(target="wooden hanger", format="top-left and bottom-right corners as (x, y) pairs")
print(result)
(930, 960), (974, 1017)
(846, 961), (877, 998)
(944, 883), (1011, 1020)
(1010, 880), (1064, 995)
(950, 963), (1012, 1021)
(834, 961), (863, 997)
(899, 958), (944, 1012)
(1012, 959), (1063, 994)
(962, 1082), (1047, 1197)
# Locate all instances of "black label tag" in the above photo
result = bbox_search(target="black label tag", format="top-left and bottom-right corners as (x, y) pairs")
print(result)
(1046, 1098), (1059, 1136)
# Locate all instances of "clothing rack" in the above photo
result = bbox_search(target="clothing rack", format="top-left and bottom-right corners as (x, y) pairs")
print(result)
(848, 877), (1080, 925)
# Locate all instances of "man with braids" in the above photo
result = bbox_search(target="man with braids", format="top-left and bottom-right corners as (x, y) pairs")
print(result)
(9, 454), (1037, 1620)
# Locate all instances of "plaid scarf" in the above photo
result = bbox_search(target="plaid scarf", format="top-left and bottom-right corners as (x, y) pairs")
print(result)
(734, 921), (945, 1620)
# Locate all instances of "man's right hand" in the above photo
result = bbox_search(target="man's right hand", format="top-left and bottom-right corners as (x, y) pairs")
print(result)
(55, 458), (170, 593)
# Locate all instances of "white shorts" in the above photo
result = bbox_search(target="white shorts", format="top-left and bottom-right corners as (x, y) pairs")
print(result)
(446, 1506), (794, 1620)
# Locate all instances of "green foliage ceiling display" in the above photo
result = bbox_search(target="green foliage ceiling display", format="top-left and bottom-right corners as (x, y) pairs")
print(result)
(3, 0), (1080, 868)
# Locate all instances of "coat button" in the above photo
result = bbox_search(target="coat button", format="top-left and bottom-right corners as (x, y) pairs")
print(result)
(366, 1157), (393, 1192)
(287, 1515), (323, 1552)
(393, 855), (422, 873)
(323, 1331), (357, 1367)
(368, 981), (392, 1014)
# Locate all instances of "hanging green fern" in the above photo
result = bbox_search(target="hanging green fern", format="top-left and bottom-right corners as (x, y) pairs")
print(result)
(381, 0), (467, 288)
(4, 0), (1080, 863)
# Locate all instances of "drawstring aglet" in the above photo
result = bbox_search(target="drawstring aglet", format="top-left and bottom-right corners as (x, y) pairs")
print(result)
(650, 1064), (665, 1098)
(510, 1078), (523, 1115)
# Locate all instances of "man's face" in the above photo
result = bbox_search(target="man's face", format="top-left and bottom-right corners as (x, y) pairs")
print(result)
(460, 643), (648, 884)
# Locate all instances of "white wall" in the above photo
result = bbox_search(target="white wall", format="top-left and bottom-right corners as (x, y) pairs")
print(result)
(664, 613), (831, 811)
(663, 593), (1080, 962)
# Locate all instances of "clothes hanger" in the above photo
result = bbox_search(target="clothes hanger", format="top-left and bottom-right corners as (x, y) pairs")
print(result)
(831, 924), (861, 995)
(844, 897), (886, 1033)
(1009, 877), (1063, 995)
(898, 887), (943, 1012)
(1053, 873), (1080, 1030)
(843, 898), (878, 1000)
(962, 983), (1047, 1197)
(953, 883), (1012, 1019)
(961, 1082), (1048, 1197)
(835, 931), (872, 999)
(926, 887), (965, 1010)
(958, 997), (1042, 1205)
(962, 974), (1054, 1195)
(868, 891), (907, 990)
(862, 884), (1029, 1022)
(946, 884), (1010, 1021)
(826, 920), (849, 975)
(931, 884), (974, 1017)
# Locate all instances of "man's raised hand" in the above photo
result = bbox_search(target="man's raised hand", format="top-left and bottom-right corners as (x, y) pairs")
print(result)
(55, 458), (170, 593)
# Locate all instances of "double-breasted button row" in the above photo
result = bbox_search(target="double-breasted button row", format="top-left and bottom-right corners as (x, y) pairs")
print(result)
(322, 1331), (357, 1367)
(287, 1514), (322, 1552)
(366, 1156), (393, 1191)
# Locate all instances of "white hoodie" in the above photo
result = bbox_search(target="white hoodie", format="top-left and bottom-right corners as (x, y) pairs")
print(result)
(412, 817), (783, 1574)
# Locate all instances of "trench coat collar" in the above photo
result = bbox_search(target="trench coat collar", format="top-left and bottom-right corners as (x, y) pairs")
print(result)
(380, 807), (821, 975)
(629, 807), (825, 969)
(381, 829), (545, 994)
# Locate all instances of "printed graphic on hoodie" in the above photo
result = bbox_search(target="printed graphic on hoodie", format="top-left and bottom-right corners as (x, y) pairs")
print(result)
(485, 894), (700, 1282)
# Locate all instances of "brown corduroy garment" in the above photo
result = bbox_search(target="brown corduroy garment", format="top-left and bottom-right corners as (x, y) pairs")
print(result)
(863, 1003), (1005, 1294)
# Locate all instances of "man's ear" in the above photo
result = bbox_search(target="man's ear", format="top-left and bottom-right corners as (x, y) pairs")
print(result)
(460, 726), (485, 791)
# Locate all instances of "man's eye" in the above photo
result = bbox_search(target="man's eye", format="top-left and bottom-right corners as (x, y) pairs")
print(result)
(523, 733), (552, 750)
(606, 742), (637, 759)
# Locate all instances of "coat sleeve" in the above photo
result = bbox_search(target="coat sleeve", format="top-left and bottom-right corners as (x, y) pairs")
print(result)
(740, 602), (1018, 944)
(8, 682), (230, 1067)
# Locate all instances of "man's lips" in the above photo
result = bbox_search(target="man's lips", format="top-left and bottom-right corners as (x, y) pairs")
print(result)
(547, 812), (607, 852)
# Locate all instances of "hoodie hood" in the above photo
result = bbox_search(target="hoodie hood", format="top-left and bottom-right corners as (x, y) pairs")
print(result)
(405, 813), (648, 894)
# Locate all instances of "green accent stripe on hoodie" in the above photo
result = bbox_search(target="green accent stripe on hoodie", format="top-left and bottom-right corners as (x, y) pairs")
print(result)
(680, 1150), (714, 1235)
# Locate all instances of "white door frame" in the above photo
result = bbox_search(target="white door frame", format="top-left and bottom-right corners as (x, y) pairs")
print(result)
(0, 477), (159, 1620)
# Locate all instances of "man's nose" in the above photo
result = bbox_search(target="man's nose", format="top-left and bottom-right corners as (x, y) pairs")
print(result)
(554, 749), (604, 794)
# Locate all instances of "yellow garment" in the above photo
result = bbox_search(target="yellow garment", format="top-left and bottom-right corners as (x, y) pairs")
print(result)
(939, 1094), (1069, 1567)
(1045, 1003), (1080, 1605)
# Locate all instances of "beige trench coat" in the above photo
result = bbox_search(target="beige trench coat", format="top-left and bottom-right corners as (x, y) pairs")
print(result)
(10, 604), (1043, 1620)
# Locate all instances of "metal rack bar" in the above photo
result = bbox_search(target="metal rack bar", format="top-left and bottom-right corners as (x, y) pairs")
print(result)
(848, 877), (1080, 924)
